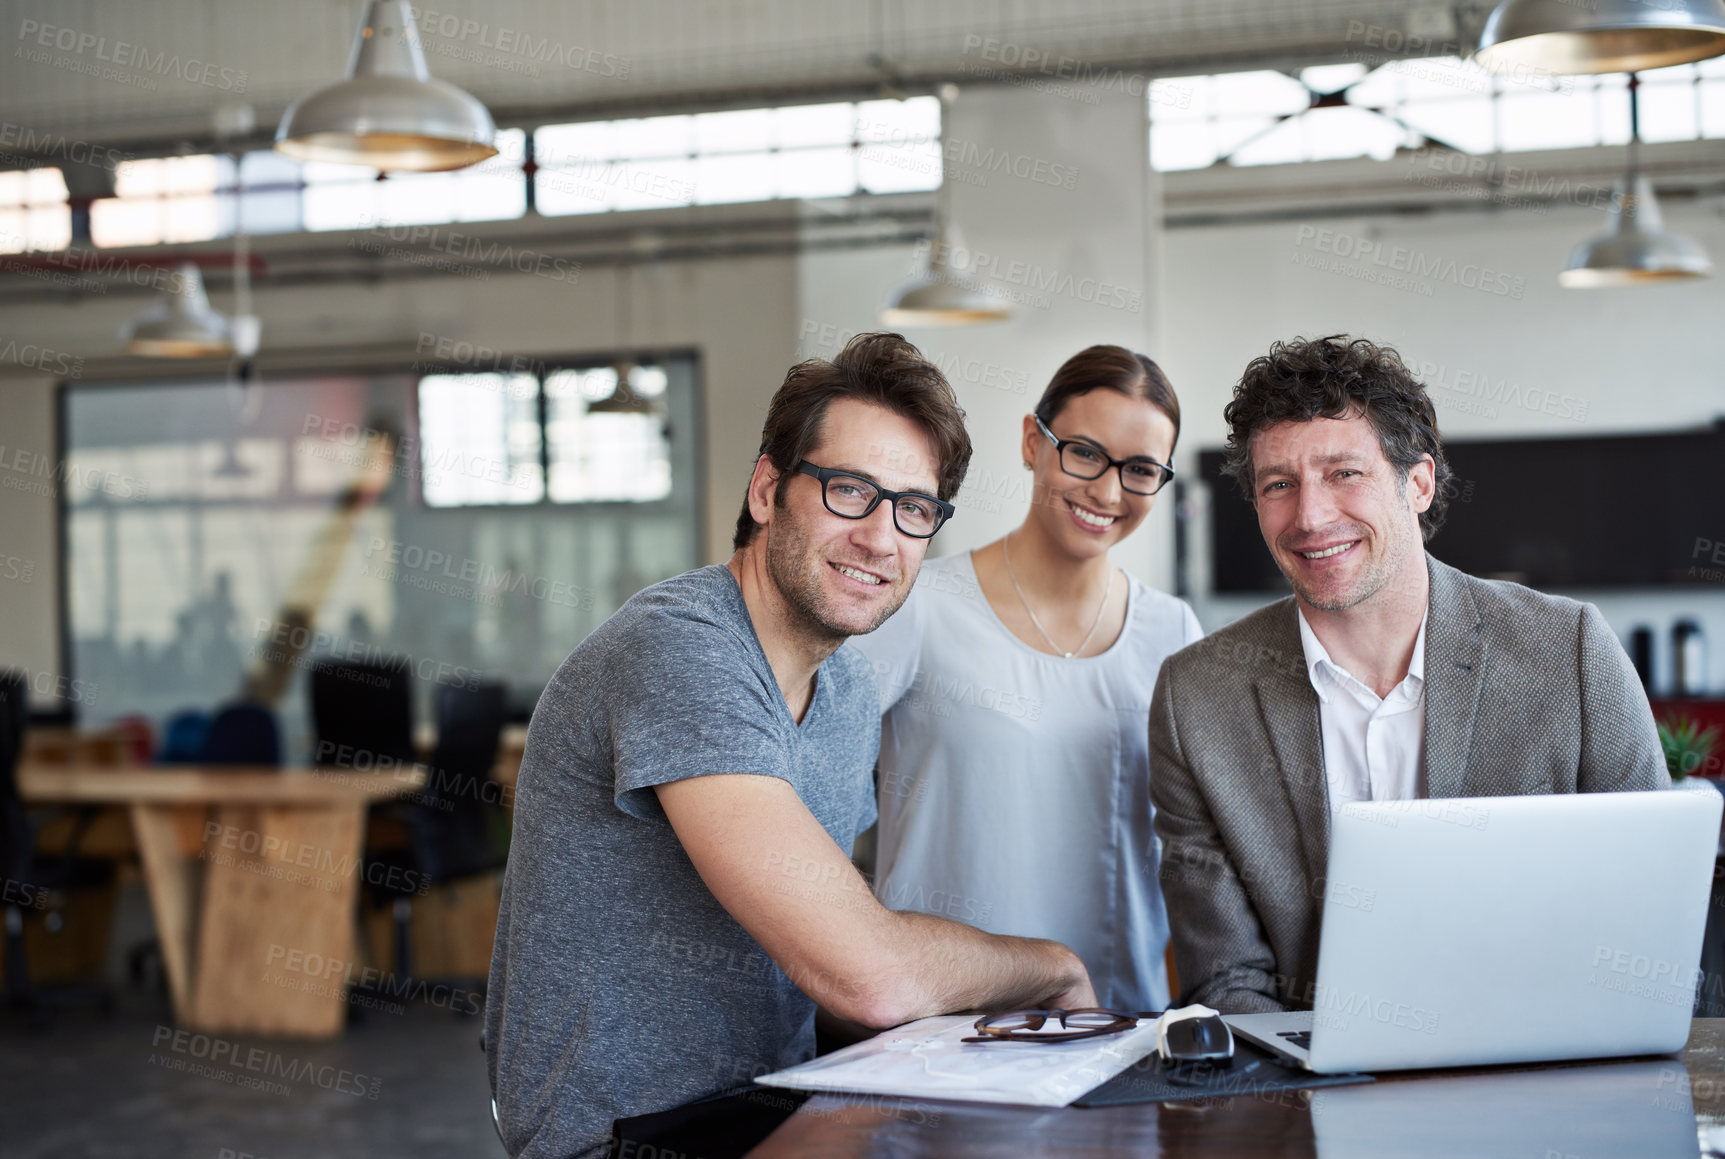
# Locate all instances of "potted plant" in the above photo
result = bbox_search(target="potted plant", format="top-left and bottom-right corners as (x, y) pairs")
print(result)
(1661, 716), (1721, 783)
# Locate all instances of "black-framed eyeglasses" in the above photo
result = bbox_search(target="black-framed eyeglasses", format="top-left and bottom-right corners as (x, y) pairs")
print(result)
(963, 1007), (1143, 1044)
(793, 461), (955, 539)
(1035, 415), (1175, 496)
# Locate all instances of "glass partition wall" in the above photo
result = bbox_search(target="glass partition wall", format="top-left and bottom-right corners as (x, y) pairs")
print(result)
(62, 354), (701, 761)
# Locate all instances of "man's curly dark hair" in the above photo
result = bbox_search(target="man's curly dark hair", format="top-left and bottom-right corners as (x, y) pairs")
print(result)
(1221, 335), (1451, 542)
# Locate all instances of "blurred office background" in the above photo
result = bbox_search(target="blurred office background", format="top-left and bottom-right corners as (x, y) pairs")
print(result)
(1, 1), (1722, 1155)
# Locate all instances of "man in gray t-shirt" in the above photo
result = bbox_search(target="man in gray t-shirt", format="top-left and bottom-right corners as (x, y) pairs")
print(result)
(487, 334), (1096, 1159)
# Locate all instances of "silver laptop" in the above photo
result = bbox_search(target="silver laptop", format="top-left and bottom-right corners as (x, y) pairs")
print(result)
(1227, 789), (1720, 1074)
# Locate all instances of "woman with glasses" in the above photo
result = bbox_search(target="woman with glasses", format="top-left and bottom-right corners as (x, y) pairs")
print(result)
(851, 345), (1200, 1014)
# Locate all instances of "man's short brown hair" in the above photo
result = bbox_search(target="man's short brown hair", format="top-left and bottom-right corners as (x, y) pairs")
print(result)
(733, 332), (973, 551)
(1221, 335), (1452, 541)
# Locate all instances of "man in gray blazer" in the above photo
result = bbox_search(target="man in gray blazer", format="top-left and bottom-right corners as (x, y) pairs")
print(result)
(1150, 334), (1667, 1014)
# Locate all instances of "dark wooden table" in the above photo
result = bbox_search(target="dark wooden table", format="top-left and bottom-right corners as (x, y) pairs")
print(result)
(748, 1019), (1725, 1157)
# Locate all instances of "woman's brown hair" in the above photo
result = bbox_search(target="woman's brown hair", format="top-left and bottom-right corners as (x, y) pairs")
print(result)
(1034, 345), (1182, 454)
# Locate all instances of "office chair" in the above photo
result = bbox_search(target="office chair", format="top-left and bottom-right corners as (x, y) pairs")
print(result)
(200, 701), (282, 765)
(309, 658), (416, 771)
(157, 709), (211, 763)
(0, 668), (115, 1029)
(365, 680), (510, 998)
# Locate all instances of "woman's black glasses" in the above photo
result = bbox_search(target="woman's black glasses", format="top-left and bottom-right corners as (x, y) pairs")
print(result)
(1035, 415), (1174, 496)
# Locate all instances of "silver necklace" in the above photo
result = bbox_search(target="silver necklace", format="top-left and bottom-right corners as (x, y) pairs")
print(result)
(1001, 532), (1116, 659)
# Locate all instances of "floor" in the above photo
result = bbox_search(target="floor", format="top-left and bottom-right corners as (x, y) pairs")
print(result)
(3, 883), (509, 1159)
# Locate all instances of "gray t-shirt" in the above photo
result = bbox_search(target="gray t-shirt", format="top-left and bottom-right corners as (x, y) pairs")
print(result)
(485, 564), (879, 1159)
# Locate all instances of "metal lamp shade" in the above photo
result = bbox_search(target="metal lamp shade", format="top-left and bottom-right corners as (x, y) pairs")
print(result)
(587, 364), (661, 415)
(276, 0), (497, 172)
(123, 263), (234, 357)
(1475, 0), (1725, 74)
(880, 269), (1010, 327)
(1559, 177), (1713, 287)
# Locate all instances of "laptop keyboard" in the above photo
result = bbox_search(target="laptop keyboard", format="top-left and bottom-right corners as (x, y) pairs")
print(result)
(1278, 1030), (1312, 1051)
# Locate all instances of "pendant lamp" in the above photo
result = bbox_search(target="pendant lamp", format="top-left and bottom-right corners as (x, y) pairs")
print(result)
(1475, 0), (1725, 75)
(276, 0), (497, 172)
(122, 262), (233, 357)
(880, 87), (1009, 327)
(1560, 77), (1712, 286)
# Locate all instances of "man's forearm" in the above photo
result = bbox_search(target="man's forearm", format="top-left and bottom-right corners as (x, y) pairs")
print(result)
(872, 909), (1092, 1026)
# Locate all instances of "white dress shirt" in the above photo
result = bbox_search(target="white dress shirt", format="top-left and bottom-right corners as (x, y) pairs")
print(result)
(1296, 608), (1429, 826)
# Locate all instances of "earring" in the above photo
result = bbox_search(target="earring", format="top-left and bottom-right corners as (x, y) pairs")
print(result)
(1022, 460), (1033, 471)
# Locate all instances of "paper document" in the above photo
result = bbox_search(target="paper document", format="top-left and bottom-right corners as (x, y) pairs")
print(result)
(754, 1014), (1163, 1107)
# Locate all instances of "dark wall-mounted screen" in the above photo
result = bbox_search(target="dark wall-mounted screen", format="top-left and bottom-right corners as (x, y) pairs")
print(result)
(1199, 423), (1725, 593)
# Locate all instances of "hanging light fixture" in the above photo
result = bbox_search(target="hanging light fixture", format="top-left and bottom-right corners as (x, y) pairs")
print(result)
(1560, 177), (1712, 286)
(586, 361), (661, 415)
(1560, 77), (1712, 287)
(587, 264), (661, 415)
(276, 0), (497, 172)
(1474, 0), (1725, 75)
(122, 262), (233, 357)
(880, 86), (1010, 328)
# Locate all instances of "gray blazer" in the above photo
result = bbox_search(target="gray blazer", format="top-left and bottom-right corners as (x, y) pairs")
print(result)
(1149, 554), (1668, 1014)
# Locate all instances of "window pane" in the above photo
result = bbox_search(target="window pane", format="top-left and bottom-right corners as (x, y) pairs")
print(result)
(1498, 91), (1600, 150)
(1310, 106), (1411, 162)
(239, 189), (301, 235)
(1156, 75), (1213, 119)
(240, 149), (300, 189)
(1150, 120), (1218, 170)
(615, 114), (694, 160)
(159, 155), (228, 194)
(418, 374), (544, 506)
(303, 181), (380, 231)
(114, 158), (163, 198)
(24, 167), (69, 205)
(1300, 63), (1367, 95)
(91, 197), (163, 247)
(857, 96), (940, 142)
(695, 108), (773, 153)
(535, 163), (611, 215)
(858, 137), (939, 193)
(455, 170), (527, 222)
(375, 172), (458, 226)
(1346, 64), (1406, 109)
(1400, 97), (1497, 153)
(20, 204), (71, 250)
(160, 194), (222, 243)
(536, 121), (616, 166)
(1702, 78), (1725, 137)
(1227, 118), (1306, 166)
(1212, 116), (1279, 160)
(301, 160), (378, 184)
(1396, 57), (1495, 103)
(1638, 77), (1699, 142)
(1209, 71), (1308, 117)
(545, 368), (672, 502)
(774, 102), (854, 147)
(775, 146), (856, 198)
(1597, 75), (1633, 145)
(610, 159), (697, 210)
(694, 151), (776, 205)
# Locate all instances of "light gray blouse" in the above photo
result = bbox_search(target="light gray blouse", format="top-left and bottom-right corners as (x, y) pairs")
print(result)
(849, 551), (1203, 1013)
